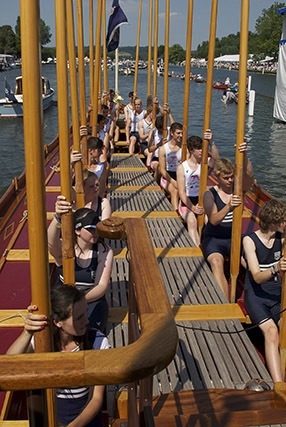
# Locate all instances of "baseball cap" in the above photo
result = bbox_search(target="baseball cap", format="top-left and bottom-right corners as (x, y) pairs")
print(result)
(74, 209), (100, 230)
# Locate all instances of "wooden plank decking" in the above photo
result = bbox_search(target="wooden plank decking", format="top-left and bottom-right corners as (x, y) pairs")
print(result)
(105, 154), (286, 426)
(103, 155), (275, 406)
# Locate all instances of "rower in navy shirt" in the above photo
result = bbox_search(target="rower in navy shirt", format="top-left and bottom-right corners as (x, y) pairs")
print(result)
(243, 199), (286, 383)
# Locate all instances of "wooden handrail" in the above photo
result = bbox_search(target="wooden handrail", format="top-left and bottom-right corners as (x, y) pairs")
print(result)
(0, 218), (178, 391)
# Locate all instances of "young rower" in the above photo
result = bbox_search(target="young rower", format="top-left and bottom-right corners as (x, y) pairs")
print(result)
(243, 199), (286, 383)
(158, 122), (183, 210)
(7, 285), (109, 426)
(177, 130), (219, 246)
(202, 142), (253, 299)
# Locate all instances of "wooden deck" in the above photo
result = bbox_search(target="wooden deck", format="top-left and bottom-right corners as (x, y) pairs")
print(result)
(103, 154), (286, 426)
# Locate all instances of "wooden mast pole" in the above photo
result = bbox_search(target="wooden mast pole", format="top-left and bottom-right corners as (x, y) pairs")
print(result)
(76, 0), (88, 169)
(230, 0), (250, 303)
(55, 0), (75, 285)
(197, 0), (218, 234)
(21, 0), (56, 424)
(147, 0), (153, 98)
(152, 0), (159, 100)
(89, 0), (94, 107)
(91, 0), (103, 137)
(162, 0), (170, 138)
(133, 0), (143, 95)
(66, 0), (84, 209)
(102, 0), (109, 94)
(181, 0), (194, 161)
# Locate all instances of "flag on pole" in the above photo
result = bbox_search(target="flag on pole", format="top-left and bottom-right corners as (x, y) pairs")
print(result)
(4, 78), (18, 103)
(106, 0), (128, 52)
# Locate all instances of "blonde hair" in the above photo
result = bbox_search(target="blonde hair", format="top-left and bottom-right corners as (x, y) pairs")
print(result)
(214, 158), (234, 177)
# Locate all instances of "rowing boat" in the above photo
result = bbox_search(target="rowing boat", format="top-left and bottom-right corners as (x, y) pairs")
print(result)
(0, 1), (286, 426)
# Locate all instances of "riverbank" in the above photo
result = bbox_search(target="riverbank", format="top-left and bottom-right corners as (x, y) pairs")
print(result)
(188, 58), (277, 75)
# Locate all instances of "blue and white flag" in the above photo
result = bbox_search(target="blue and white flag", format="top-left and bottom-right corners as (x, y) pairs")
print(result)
(106, 0), (128, 52)
(5, 78), (18, 103)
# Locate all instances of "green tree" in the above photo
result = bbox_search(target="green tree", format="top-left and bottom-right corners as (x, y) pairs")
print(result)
(196, 41), (209, 59)
(15, 17), (21, 55)
(254, 2), (284, 58)
(15, 16), (52, 55)
(0, 25), (16, 54)
(158, 44), (164, 58)
(168, 44), (185, 64)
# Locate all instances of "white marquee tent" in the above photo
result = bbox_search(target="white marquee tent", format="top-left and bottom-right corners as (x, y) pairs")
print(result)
(214, 54), (240, 62)
(273, 7), (286, 122)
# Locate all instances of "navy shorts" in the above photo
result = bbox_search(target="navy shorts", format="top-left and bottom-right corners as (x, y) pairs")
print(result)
(202, 236), (231, 259)
(244, 288), (281, 325)
(140, 141), (148, 153)
(130, 131), (140, 142)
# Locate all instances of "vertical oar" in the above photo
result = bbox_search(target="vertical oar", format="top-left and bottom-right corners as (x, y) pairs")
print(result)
(133, 0), (143, 95)
(55, 0), (75, 286)
(181, 0), (194, 161)
(197, 0), (218, 234)
(76, 0), (88, 169)
(153, 0), (159, 97)
(162, 0), (170, 138)
(147, 0), (153, 98)
(21, 0), (56, 424)
(102, 0), (109, 94)
(152, 0), (159, 115)
(67, 0), (85, 208)
(89, 0), (94, 107)
(279, 237), (286, 380)
(115, 48), (119, 95)
(91, 0), (103, 136)
(20, 0), (52, 354)
(229, 0), (250, 303)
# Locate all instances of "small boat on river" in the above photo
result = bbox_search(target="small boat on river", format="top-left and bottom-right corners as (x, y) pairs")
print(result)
(0, 75), (54, 118)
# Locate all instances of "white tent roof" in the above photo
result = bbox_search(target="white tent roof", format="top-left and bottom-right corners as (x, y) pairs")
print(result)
(214, 54), (240, 62)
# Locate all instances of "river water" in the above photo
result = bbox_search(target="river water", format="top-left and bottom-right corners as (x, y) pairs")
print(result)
(0, 64), (285, 200)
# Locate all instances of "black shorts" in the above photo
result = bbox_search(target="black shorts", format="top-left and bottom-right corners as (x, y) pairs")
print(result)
(130, 131), (140, 142)
(180, 196), (199, 207)
(202, 236), (231, 259)
(140, 141), (148, 153)
(244, 288), (281, 325)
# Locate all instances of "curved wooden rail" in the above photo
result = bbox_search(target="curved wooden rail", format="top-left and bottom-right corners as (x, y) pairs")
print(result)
(0, 218), (178, 391)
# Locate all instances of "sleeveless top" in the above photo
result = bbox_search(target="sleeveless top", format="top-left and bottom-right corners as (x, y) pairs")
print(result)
(130, 110), (145, 132)
(164, 142), (182, 175)
(58, 243), (99, 292)
(140, 118), (153, 142)
(182, 160), (201, 198)
(153, 128), (170, 158)
(104, 117), (112, 133)
(56, 331), (110, 425)
(203, 187), (233, 239)
(98, 129), (105, 141)
(89, 162), (105, 179)
(244, 231), (282, 295)
(125, 104), (133, 119)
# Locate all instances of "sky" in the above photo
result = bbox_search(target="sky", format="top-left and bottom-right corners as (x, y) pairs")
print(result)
(0, 0), (280, 50)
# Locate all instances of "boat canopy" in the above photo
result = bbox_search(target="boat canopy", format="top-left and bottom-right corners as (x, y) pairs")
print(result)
(214, 54), (240, 62)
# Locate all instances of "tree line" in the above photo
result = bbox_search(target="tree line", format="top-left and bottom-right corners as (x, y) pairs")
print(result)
(0, 2), (283, 63)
